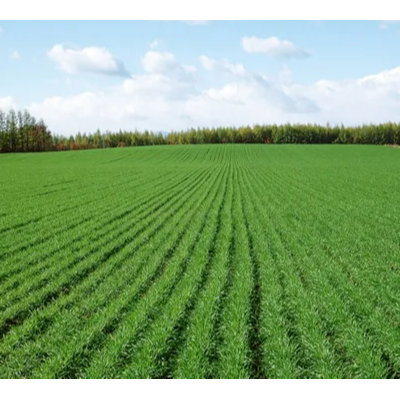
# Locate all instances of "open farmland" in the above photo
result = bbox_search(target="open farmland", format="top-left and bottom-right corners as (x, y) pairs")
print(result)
(0, 144), (400, 378)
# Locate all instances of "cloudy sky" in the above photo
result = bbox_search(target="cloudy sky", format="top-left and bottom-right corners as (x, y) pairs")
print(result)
(1, 20), (400, 135)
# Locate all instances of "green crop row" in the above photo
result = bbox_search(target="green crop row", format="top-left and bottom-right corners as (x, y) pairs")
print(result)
(0, 144), (399, 378)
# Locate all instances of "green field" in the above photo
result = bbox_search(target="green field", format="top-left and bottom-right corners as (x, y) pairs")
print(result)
(0, 144), (400, 379)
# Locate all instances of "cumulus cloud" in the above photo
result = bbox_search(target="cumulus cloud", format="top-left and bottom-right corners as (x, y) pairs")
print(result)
(199, 55), (316, 113)
(29, 51), (199, 133)
(242, 36), (311, 59)
(0, 96), (18, 111)
(286, 67), (400, 124)
(10, 50), (20, 59)
(279, 64), (292, 85)
(48, 44), (129, 77)
(25, 49), (400, 135)
(141, 51), (177, 74)
(141, 51), (196, 82)
(199, 55), (246, 77)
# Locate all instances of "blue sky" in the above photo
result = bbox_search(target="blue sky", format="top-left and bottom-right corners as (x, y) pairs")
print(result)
(1, 20), (400, 134)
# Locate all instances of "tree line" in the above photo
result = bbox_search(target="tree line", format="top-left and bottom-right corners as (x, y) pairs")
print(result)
(1, 108), (400, 153)
(0, 109), (53, 153)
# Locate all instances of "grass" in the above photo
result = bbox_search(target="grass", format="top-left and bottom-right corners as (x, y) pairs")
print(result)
(0, 144), (399, 378)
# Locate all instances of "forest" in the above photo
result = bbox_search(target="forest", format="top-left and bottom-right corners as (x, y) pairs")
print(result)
(0, 109), (53, 153)
(1, 108), (400, 153)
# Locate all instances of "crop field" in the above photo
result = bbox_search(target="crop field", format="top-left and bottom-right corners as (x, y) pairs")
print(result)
(0, 144), (400, 379)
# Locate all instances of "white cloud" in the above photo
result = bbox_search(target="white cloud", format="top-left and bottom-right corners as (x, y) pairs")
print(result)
(141, 51), (196, 81)
(279, 64), (292, 85)
(47, 44), (129, 77)
(10, 50), (20, 59)
(26, 50), (400, 135)
(286, 67), (400, 124)
(199, 55), (246, 77)
(0, 27), (3, 34)
(0, 96), (17, 110)
(199, 55), (214, 71)
(242, 36), (311, 59)
(199, 55), (314, 113)
(141, 51), (176, 74)
(379, 20), (400, 29)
